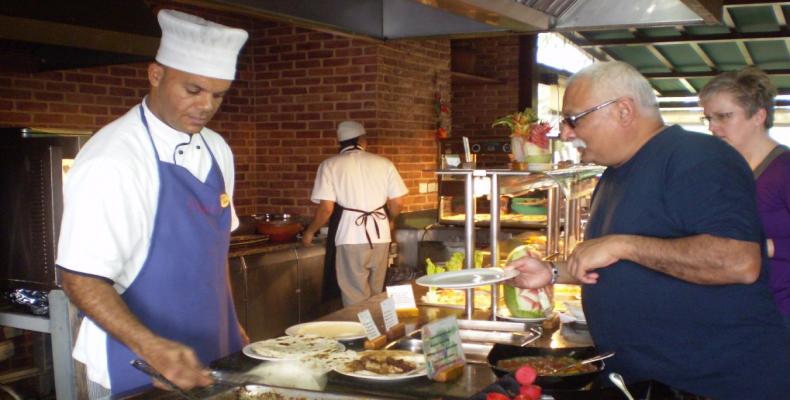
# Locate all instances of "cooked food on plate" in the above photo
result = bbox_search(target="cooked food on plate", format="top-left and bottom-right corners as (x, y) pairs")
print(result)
(337, 350), (426, 376)
(496, 355), (597, 376)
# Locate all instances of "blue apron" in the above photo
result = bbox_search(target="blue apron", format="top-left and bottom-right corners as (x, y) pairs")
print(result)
(106, 106), (242, 394)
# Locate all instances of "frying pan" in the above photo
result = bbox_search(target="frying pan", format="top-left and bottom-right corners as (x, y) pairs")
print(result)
(486, 344), (604, 390)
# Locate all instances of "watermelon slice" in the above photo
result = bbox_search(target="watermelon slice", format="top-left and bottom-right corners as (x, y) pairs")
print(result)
(503, 245), (553, 318)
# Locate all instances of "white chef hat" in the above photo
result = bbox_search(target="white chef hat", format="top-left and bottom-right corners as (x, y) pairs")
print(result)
(337, 121), (366, 141)
(155, 9), (249, 80)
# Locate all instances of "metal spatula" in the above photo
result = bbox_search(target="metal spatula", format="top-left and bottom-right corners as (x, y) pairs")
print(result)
(130, 359), (199, 400)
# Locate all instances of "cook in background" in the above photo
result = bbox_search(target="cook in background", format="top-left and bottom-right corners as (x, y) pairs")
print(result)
(55, 9), (248, 397)
(699, 67), (790, 329)
(302, 121), (408, 306)
(506, 61), (790, 399)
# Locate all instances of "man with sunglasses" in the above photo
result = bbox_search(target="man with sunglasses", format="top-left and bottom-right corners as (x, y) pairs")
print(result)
(507, 61), (789, 399)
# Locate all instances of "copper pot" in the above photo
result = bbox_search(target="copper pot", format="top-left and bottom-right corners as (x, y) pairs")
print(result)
(255, 213), (303, 242)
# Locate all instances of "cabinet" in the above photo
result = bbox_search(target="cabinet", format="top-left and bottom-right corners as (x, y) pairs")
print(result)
(229, 243), (338, 341)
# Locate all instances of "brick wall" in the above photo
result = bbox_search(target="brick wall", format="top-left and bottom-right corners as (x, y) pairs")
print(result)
(0, 2), (448, 217)
(451, 36), (521, 138)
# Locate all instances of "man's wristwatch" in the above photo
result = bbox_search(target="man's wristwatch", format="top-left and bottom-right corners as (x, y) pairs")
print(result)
(546, 261), (559, 285)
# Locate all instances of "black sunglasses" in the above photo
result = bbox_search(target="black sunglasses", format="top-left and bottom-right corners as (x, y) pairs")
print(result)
(560, 98), (619, 130)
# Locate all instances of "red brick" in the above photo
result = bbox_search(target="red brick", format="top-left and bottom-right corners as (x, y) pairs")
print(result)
(33, 114), (64, 124)
(16, 101), (48, 112)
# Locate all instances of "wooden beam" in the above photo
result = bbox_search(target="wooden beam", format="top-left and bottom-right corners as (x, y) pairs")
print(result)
(689, 42), (717, 68)
(518, 34), (539, 111)
(735, 41), (755, 64)
(680, 0), (724, 24)
(646, 45), (675, 70)
(679, 78), (699, 93)
(722, 5), (737, 29)
(576, 29), (790, 47)
(643, 68), (790, 79)
(772, 3), (787, 26)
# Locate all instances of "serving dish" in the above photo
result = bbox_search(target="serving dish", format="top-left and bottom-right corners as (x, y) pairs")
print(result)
(487, 344), (604, 390)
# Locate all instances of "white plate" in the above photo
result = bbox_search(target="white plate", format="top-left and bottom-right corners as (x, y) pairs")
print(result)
(285, 321), (366, 341)
(242, 337), (345, 361)
(334, 367), (427, 381)
(415, 268), (519, 289)
(496, 308), (556, 323)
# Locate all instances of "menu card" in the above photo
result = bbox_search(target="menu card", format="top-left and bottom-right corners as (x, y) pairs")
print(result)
(386, 284), (419, 317)
(421, 316), (465, 380)
(380, 298), (399, 332)
(357, 309), (381, 340)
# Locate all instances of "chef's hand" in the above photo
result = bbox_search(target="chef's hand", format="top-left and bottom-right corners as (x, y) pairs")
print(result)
(504, 250), (552, 289)
(566, 235), (623, 284)
(301, 230), (315, 246)
(141, 337), (213, 391)
(238, 322), (250, 346)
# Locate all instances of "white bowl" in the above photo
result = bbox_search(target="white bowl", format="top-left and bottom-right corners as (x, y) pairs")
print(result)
(564, 301), (586, 322)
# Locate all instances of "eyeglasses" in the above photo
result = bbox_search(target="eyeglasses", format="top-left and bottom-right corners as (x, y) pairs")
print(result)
(700, 111), (734, 127)
(560, 98), (619, 130)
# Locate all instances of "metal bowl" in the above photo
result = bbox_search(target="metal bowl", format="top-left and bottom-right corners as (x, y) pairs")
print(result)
(487, 344), (604, 390)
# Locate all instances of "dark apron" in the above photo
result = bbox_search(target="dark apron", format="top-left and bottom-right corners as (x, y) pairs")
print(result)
(106, 106), (242, 394)
(321, 145), (388, 301)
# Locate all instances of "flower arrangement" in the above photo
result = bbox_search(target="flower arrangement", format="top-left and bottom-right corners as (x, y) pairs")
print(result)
(435, 92), (450, 139)
(492, 107), (552, 166)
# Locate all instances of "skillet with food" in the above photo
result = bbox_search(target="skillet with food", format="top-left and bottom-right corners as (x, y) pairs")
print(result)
(487, 344), (604, 390)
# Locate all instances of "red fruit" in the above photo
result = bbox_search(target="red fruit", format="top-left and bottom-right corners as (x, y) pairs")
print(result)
(512, 395), (531, 400)
(514, 364), (538, 386)
(520, 384), (542, 400)
(486, 392), (510, 400)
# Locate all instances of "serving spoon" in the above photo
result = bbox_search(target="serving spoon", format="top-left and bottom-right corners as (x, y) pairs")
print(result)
(609, 372), (636, 400)
(549, 351), (615, 374)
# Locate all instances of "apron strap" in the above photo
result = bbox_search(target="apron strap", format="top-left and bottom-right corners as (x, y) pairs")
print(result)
(342, 204), (387, 249)
(754, 145), (789, 179)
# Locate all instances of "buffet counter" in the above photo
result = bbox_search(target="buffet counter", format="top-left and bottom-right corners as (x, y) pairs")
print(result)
(118, 283), (594, 400)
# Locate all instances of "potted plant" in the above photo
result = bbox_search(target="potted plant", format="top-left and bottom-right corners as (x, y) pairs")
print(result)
(492, 107), (552, 171)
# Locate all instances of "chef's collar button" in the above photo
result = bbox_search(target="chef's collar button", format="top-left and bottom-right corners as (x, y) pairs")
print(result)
(178, 150), (184, 155)
(196, 145), (201, 149)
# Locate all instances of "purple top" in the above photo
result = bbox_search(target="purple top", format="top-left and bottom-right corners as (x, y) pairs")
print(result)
(756, 150), (790, 315)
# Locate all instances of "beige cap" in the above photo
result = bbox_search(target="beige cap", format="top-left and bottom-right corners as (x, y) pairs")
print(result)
(337, 121), (365, 141)
(155, 9), (249, 80)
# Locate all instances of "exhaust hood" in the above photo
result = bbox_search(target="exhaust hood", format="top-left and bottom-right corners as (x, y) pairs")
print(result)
(0, 0), (721, 73)
(198, 0), (721, 39)
(0, 0), (160, 73)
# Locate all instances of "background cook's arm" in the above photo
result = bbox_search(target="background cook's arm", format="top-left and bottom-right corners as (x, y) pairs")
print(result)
(60, 269), (213, 390)
(386, 195), (404, 232)
(567, 233), (760, 285)
(302, 200), (335, 246)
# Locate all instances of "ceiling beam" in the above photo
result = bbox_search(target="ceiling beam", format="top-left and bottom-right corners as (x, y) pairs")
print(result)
(576, 29), (790, 47)
(680, 0), (724, 24)
(643, 68), (790, 79)
(735, 41), (755, 64)
(689, 42), (717, 68)
(724, 1), (790, 8)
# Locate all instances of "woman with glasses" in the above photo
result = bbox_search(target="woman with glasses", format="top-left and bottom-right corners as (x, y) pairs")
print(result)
(700, 67), (790, 329)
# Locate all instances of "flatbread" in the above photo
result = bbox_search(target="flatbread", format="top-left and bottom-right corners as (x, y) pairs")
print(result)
(248, 334), (343, 360)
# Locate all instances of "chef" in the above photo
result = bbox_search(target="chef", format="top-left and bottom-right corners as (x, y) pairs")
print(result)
(302, 121), (408, 306)
(55, 9), (248, 397)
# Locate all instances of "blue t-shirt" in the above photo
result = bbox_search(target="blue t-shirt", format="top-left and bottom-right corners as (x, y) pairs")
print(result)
(583, 125), (790, 399)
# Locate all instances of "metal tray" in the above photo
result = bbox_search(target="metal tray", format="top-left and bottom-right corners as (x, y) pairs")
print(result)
(205, 385), (391, 399)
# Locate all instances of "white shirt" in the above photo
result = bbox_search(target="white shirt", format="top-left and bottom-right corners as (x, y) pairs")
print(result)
(310, 147), (408, 245)
(56, 101), (238, 388)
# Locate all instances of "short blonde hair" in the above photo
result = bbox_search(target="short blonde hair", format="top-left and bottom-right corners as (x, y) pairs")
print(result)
(699, 67), (777, 129)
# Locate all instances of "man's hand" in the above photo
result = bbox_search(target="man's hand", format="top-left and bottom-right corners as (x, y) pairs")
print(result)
(566, 235), (623, 284)
(140, 337), (213, 390)
(505, 253), (553, 289)
(301, 230), (315, 246)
